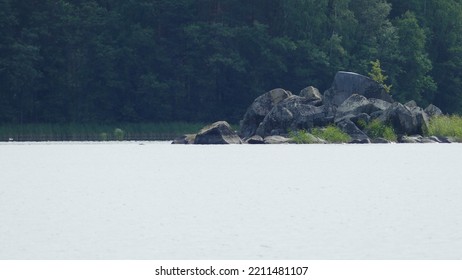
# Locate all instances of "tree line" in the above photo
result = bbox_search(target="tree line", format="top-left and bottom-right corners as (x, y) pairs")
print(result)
(1, 0), (462, 124)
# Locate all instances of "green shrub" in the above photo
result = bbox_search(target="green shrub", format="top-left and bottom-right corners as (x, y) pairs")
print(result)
(355, 119), (367, 129)
(114, 128), (125, 141)
(99, 132), (108, 141)
(427, 115), (462, 141)
(382, 126), (398, 142)
(289, 129), (317, 144)
(311, 125), (351, 143)
(369, 59), (392, 94)
(364, 119), (397, 142)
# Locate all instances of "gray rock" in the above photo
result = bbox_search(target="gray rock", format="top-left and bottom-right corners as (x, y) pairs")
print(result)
(404, 100), (418, 109)
(369, 98), (392, 111)
(399, 135), (423, 143)
(299, 86), (323, 105)
(324, 71), (394, 107)
(436, 136), (456, 143)
(336, 119), (370, 142)
(240, 88), (292, 138)
(334, 94), (373, 123)
(410, 106), (430, 135)
(351, 113), (371, 127)
(334, 95), (391, 124)
(194, 121), (242, 144)
(264, 135), (293, 144)
(427, 136), (442, 143)
(270, 129), (285, 136)
(379, 102), (425, 135)
(371, 138), (392, 144)
(424, 104), (443, 118)
(171, 134), (196, 144)
(349, 138), (371, 144)
(421, 137), (439, 143)
(246, 135), (265, 144)
(256, 96), (329, 137)
(370, 110), (385, 120)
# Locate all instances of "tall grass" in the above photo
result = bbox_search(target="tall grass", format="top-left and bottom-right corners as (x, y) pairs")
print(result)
(427, 115), (462, 141)
(311, 125), (351, 143)
(0, 122), (207, 141)
(288, 129), (317, 144)
(363, 119), (397, 142)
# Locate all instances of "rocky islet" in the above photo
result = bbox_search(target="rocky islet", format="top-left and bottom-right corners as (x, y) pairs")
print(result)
(174, 71), (447, 144)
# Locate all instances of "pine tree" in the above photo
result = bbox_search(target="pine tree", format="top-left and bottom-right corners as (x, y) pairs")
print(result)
(368, 59), (392, 94)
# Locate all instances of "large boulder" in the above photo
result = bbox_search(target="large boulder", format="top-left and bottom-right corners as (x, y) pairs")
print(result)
(194, 121), (242, 144)
(369, 98), (392, 112)
(378, 102), (429, 135)
(324, 71), (394, 107)
(336, 119), (370, 142)
(403, 101), (432, 133)
(255, 96), (330, 137)
(408, 106), (430, 135)
(424, 104), (443, 118)
(239, 88), (292, 139)
(334, 94), (373, 123)
(299, 86), (323, 105)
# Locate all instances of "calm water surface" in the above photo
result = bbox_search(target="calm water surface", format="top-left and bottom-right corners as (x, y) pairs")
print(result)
(1, 142), (461, 259)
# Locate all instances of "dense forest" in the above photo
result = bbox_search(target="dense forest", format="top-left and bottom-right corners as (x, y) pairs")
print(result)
(1, 0), (462, 124)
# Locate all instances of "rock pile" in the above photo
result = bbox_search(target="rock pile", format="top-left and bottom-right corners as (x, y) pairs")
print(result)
(173, 71), (446, 144)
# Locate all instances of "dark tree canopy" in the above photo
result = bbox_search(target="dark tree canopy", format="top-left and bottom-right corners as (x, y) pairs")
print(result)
(1, 0), (462, 124)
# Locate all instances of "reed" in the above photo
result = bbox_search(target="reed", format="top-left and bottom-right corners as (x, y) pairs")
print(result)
(426, 115), (462, 142)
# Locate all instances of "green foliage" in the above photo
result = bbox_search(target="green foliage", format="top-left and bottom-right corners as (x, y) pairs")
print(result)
(427, 115), (462, 141)
(394, 11), (436, 105)
(1, 0), (462, 125)
(311, 125), (351, 143)
(288, 130), (317, 144)
(114, 128), (125, 141)
(368, 60), (392, 94)
(355, 119), (367, 129)
(383, 126), (398, 142)
(364, 119), (397, 142)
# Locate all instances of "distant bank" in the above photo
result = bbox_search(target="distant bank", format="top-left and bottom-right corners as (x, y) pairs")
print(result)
(0, 122), (208, 142)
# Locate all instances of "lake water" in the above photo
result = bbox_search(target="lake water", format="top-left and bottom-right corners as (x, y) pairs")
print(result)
(1, 142), (461, 259)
